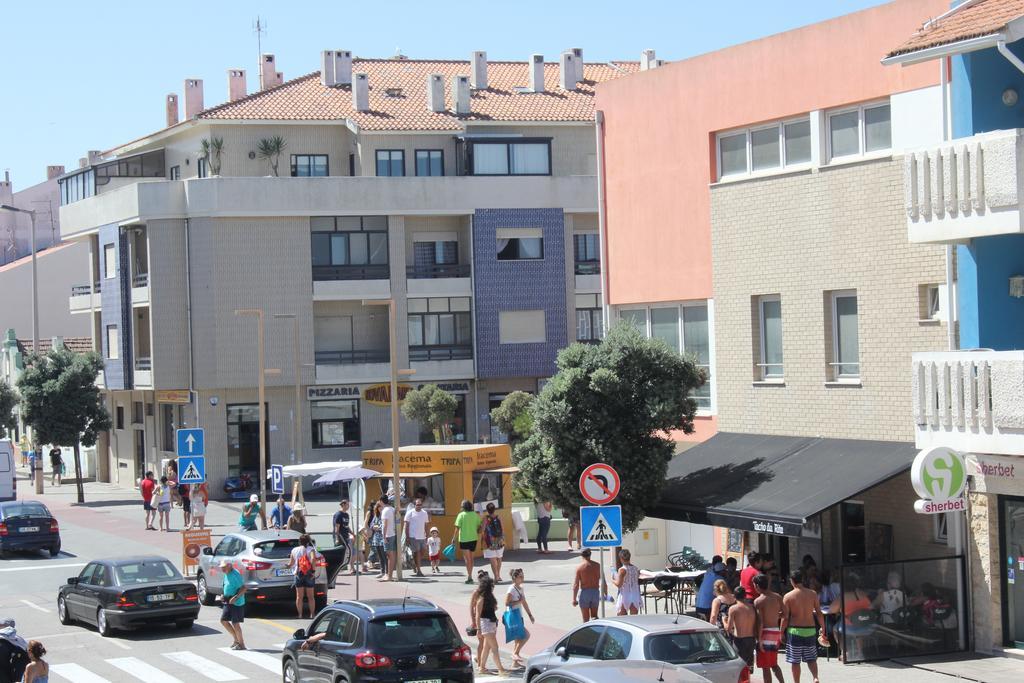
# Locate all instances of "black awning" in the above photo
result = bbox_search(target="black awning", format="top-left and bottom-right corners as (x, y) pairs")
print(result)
(648, 432), (918, 537)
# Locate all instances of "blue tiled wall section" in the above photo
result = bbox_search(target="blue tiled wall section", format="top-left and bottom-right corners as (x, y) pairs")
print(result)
(99, 223), (132, 389)
(473, 208), (567, 378)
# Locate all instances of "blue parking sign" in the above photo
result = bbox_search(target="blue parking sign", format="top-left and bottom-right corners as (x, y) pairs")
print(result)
(581, 505), (622, 548)
(271, 464), (284, 495)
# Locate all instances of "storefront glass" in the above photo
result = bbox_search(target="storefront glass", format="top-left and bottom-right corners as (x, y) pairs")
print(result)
(1002, 497), (1024, 647)
(311, 399), (360, 448)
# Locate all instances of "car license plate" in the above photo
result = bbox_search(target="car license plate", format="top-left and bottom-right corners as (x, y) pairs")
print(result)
(146, 593), (174, 602)
(19, 526), (39, 533)
(275, 568), (291, 577)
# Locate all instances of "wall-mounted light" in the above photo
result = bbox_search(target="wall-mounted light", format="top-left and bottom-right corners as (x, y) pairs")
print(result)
(1010, 275), (1024, 298)
(1003, 87), (1019, 107)
(209, 396), (220, 407)
(248, 151), (256, 160)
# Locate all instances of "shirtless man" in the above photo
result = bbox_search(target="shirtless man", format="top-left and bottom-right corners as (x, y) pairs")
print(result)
(726, 586), (758, 674)
(571, 548), (603, 622)
(781, 569), (821, 683)
(753, 574), (785, 683)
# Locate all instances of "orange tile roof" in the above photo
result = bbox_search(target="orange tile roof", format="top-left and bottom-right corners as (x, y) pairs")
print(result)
(887, 0), (1024, 57)
(198, 58), (639, 130)
(18, 337), (94, 355)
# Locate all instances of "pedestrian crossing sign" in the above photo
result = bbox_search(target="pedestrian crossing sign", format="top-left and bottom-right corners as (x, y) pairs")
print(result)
(581, 505), (622, 548)
(178, 455), (206, 484)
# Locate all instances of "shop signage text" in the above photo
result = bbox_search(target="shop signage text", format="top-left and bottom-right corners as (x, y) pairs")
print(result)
(967, 453), (1023, 496)
(364, 383), (413, 407)
(911, 446), (967, 515)
(418, 382), (470, 393)
(915, 498), (966, 514)
(307, 385), (359, 400)
(753, 520), (787, 535)
(156, 390), (192, 404)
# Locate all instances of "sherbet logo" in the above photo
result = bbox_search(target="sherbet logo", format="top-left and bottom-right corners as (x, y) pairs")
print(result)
(911, 447), (967, 515)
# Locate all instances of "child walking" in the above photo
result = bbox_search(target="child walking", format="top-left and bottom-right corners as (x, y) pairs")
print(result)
(427, 527), (442, 574)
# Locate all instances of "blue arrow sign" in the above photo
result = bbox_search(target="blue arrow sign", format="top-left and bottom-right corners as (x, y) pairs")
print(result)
(271, 464), (284, 495)
(177, 455), (206, 484)
(176, 428), (205, 457)
(581, 505), (622, 548)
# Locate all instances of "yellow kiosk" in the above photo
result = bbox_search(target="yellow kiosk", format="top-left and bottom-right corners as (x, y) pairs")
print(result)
(361, 444), (517, 554)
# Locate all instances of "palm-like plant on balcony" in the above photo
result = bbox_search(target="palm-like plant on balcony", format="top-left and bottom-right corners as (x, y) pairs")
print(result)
(257, 135), (287, 177)
(199, 136), (225, 176)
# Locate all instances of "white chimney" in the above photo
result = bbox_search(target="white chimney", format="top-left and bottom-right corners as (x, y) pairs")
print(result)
(529, 54), (545, 92)
(572, 47), (584, 83)
(640, 49), (657, 71)
(275, 71), (284, 86)
(334, 50), (353, 85)
(427, 74), (446, 112)
(78, 158), (88, 169)
(0, 176), (11, 206)
(184, 78), (204, 119)
(471, 51), (488, 89)
(559, 52), (577, 90)
(46, 165), (65, 180)
(451, 75), (471, 115)
(260, 53), (276, 90)
(228, 69), (247, 101)
(166, 93), (179, 127)
(352, 73), (370, 111)
(321, 50), (337, 86)
(87, 150), (103, 165)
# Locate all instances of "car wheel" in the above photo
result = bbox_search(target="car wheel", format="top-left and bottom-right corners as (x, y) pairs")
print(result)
(175, 619), (194, 629)
(197, 573), (215, 606)
(49, 544), (61, 558)
(97, 608), (113, 637)
(526, 670), (538, 683)
(282, 657), (299, 683)
(57, 596), (72, 625)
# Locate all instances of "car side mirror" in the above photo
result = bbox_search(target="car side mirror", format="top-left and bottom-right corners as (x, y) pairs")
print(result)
(202, 547), (213, 555)
(293, 628), (306, 640)
(556, 646), (568, 660)
(67, 577), (78, 585)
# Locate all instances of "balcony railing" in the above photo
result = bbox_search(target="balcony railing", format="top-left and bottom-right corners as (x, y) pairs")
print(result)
(574, 261), (601, 276)
(312, 264), (390, 281)
(406, 263), (471, 279)
(135, 357), (152, 371)
(132, 272), (149, 288)
(904, 128), (1024, 243)
(71, 282), (100, 296)
(315, 349), (390, 365)
(409, 345), (473, 362)
(912, 350), (1024, 455)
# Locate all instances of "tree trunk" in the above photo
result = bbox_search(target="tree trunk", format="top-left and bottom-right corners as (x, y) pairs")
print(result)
(73, 442), (85, 504)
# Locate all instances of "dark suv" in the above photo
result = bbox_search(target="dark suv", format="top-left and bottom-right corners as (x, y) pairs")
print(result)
(282, 597), (472, 683)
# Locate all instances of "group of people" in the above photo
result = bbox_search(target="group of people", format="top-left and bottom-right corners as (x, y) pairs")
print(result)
(468, 567), (535, 675)
(139, 466), (209, 532)
(17, 436), (64, 488)
(0, 619), (48, 683)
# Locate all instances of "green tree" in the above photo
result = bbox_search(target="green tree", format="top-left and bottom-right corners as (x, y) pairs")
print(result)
(18, 348), (111, 503)
(515, 323), (705, 532)
(489, 391), (535, 446)
(0, 379), (17, 436)
(402, 384), (458, 444)
(257, 135), (287, 176)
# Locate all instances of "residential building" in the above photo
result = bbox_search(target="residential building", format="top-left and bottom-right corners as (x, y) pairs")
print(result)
(598, 0), (966, 662)
(884, 0), (1024, 654)
(0, 166), (64, 265)
(58, 50), (633, 492)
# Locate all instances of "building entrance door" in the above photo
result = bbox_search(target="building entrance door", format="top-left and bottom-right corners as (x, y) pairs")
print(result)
(1003, 497), (1024, 648)
(134, 430), (145, 481)
(227, 404), (269, 477)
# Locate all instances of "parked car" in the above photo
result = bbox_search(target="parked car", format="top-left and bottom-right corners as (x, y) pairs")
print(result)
(57, 556), (200, 636)
(196, 530), (345, 612)
(281, 597), (473, 683)
(533, 660), (712, 683)
(525, 614), (746, 683)
(0, 440), (15, 502)
(0, 500), (60, 557)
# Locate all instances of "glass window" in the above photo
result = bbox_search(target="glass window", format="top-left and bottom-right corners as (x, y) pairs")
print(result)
(864, 104), (892, 152)
(162, 404), (175, 451)
(750, 127), (780, 171)
(375, 150), (405, 177)
(104, 244), (117, 279)
(471, 141), (551, 175)
(576, 308), (603, 343)
(620, 309), (647, 334)
(197, 157), (208, 178)
(833, 292), (859, 378)
(114, 559), (181, 584)
(311, 399), (360, 448)
(78, 563), (100, 585)
(106, 326), (119, 360)
(497, 238), (543, 260)
(574, 234), (600, 274)
(760, 296), (783, 379)
(565, 625), (605, 658)
(829, 110), (860, 158)
(291, 154), (329, 177)
(643, 630), (734, 665)
(683, 305), (711, 410)
(509, 143), (550, 174)
(718, 132), (747, 176)
(650, 307), (680, 351)
(472, 144), (509, 175)
(784, 120), (812, 164)
(169, 165), (181, 181)
(415, 150), (444, 176)
(471, 471), (503, 510)
(598, 627), (633, 660)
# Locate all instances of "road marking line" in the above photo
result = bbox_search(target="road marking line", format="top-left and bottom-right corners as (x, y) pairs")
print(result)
(163, 651), (247, 681)
(20, 599), (50, 613)
(94, 632), (131, 650)
(0, 562), (86, 572)
(252, 617), (297, 635)
(51, 662), (111, 682)
(108, 656), (182, 682)
(219, 647), (281, 673)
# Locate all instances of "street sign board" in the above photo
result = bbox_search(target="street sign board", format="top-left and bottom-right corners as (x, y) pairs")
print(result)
(181, 528), (212, 574)
(176, 428), (205, 457)
(581, 505), (622, 548)
(350, 478), (367, 532)
(177, 455), (206, 484)
(271, 464), (284, 495)
(579, 463), (621, 505)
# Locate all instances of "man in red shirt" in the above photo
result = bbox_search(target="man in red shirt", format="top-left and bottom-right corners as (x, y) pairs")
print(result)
(140, 471), (156, 531)
(739, 551), (764, 601)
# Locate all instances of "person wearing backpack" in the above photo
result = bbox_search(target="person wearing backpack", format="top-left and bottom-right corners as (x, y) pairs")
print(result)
(482, 503), (505, 582)
(288, 534), (321, 619)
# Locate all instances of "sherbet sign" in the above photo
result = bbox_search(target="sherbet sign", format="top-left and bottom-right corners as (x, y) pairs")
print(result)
(911, 447), (967, 515)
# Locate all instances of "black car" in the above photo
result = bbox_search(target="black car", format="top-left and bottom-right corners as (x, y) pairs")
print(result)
(0, 500), (60, 557)
(57, 556), (200, 636)
(282, 598), (473, 683)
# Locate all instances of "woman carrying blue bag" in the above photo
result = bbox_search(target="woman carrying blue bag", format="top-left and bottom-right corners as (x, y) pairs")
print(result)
(504, 568), (535, 667)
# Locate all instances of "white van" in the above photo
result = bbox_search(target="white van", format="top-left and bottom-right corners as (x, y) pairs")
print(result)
(0, 439), (15, 501)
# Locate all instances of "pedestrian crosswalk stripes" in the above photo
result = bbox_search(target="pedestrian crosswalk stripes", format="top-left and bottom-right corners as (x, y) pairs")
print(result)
(108, 657), (184, 683)
(50, 663), (111, 683)
(218, 647), (282, 673)
(163, 651), (247, 680)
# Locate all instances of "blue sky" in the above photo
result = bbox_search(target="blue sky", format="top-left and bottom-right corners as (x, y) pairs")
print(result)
(2, 0), (889, 187)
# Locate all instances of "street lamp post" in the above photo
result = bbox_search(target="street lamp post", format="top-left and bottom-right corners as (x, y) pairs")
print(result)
(0, 204), (38, 354)
(235, 308), (271, 529)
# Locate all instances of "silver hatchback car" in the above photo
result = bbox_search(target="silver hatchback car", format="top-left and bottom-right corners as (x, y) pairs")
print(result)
(533, 660), (711, 683)
(525, 614), (746, 683)
(196, 530), (328, 612)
